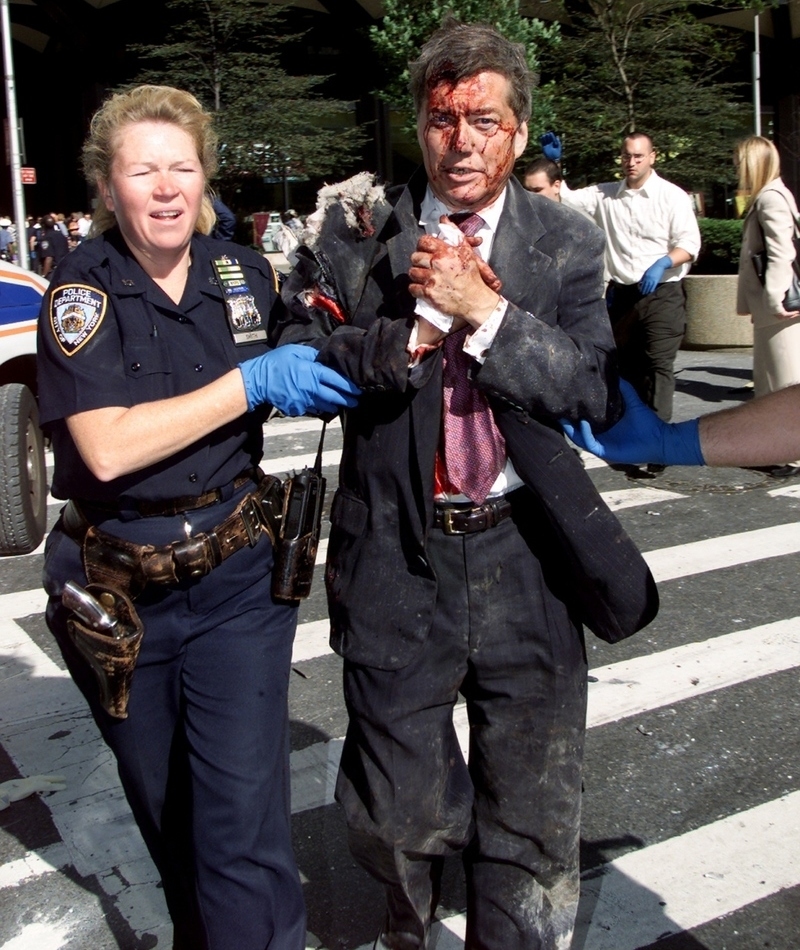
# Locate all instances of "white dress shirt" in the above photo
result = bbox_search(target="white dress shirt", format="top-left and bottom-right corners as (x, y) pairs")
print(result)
(561, 171), (701, 286)
(412, 186), (523, 501)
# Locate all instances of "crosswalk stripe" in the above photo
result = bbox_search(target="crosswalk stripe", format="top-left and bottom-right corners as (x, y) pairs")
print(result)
(289, 617), (800, 816)
(645, 522), (800, 582)
(7, 518), (798, 670)
(293, 619), (331, 664)
(0, 921), (76, 950)
(6, 455), (799, 947)
(0, 588), (48, 616)
(601, 486), (685, 510)
(261, 448), (342, 475)
(574, 790), (800, 949)
(0, 843), (71, 889)
(264, 417), (335, 438)
(586, 616), (800, 727)
(389, 790), (800, 950)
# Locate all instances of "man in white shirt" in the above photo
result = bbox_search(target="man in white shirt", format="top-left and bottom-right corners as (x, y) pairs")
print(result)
(522, 156), (562, 201)
(554, 132), (701, 424)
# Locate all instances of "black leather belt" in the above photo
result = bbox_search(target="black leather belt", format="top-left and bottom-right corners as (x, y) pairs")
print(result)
(432, 496), (514, 535)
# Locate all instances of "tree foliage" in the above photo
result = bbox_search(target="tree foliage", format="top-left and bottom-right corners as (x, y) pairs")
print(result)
(131, 0), (364, 185)
(541, 0), (751, 191)
(369, 0), (561, 136)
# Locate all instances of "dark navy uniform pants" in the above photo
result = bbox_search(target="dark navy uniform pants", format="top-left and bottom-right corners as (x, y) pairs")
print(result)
(608, 279), (686, 422)
(43, 485), (305, 950)
(336, 489), (588, 950)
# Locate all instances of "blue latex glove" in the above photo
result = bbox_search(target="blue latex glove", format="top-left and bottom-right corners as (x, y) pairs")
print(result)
(239, 344), (361, 416)
(561, 380), (705, 466)
(539, 131), (562, 163)
(639, 255), (672, 296)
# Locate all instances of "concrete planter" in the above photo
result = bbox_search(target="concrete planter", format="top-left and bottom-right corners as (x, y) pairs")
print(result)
(682, 274), (752, 349)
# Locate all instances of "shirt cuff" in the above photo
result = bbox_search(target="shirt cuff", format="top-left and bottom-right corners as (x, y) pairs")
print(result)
(407, 321), (444, 367)
(414, 299), (454, 333)
(463, 297), (509, 364)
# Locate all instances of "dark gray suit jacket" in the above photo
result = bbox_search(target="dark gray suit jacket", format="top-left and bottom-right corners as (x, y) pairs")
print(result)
(276, 171), (658, 669)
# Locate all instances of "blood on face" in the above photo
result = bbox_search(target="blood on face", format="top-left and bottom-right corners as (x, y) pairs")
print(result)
(418, 70), (528, 212)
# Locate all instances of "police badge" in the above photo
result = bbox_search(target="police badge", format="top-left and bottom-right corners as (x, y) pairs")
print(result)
(212, 256), (267, 345)
(50, 284), (107, 357)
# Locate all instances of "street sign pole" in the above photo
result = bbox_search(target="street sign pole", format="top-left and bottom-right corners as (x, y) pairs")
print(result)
(0, 0), (28, 269)
(752, 12), (761, 137)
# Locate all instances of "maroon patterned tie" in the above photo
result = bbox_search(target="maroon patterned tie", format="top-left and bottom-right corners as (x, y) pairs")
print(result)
(440, 212), (506, 504)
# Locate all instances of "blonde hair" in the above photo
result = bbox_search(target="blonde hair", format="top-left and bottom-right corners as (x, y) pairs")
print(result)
(735, 135), (781, 208)
(82, 85), (218, 235)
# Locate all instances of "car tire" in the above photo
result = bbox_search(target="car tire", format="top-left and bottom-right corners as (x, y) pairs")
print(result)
(0, 383), (47, 555)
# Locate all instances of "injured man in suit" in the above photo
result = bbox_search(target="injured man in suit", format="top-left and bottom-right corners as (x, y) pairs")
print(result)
(273, 17), (659, 950)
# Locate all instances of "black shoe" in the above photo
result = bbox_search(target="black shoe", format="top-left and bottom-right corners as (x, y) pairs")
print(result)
(646, 463), (666, 475)
(614, 463), (658, 480)
(764, 465), (800, 479)
(373, 927), (426, 949)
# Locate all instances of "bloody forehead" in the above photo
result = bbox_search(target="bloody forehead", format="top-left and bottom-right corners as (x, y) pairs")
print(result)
(424, 72), (511, 115)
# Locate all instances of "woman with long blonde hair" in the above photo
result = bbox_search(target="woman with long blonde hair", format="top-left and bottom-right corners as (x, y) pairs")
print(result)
(736, 135), (800, 475)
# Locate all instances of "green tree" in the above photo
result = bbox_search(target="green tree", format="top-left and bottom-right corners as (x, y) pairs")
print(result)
(542, 0), (751, 191)
(370, 0), (561, 138)
(132, 0), (364, 187)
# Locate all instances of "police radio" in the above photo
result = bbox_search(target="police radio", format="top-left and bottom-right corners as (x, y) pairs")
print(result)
(271, 424), (327, 601)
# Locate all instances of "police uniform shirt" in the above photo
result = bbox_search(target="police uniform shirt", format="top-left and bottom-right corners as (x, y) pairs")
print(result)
(38, 227), (69, 267)
(37, 227), (278, 505)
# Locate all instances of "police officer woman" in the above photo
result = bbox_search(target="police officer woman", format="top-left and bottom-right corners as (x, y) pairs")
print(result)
(37, 86), (359, 950)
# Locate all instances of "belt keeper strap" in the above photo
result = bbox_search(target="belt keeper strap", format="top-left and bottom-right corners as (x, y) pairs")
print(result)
(169, 534), (215, 581)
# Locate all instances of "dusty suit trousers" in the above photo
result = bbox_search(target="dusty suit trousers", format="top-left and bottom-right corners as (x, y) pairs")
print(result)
(336, 489), (588, 950)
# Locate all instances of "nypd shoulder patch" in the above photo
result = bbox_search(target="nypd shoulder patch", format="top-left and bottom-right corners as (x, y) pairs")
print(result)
(50, 284), (108, 357)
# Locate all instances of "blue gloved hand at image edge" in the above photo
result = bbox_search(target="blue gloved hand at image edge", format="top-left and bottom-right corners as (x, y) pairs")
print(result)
(561, 379), (705, 466)
(539, 131), (562, 163)
(638, 255), (672, 296)
(239, 344), (361, 416)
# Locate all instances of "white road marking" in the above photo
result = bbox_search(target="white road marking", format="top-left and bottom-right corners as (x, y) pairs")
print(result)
(364, 792), (800, 950)
(0, 921), (74, 949)
(601, 486), (685, 510)
(4, 461), (799, 946)
(0, 844), (70, 889)
(644, 522), (800, 582)
(290, 617), (800, 815)
(260, 448), (342, 475)
(768, 482), (800, 499)
(293, 619), (331, 665)
(586, 617), (800, 727)
(264, 416), (339, 437)
(574, 791), (800, 949)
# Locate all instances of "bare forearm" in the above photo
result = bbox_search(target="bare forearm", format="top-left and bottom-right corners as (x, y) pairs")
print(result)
(668, 247), (693, 268)
(67, 368), (250, 481)
(699, 385), (800, 466)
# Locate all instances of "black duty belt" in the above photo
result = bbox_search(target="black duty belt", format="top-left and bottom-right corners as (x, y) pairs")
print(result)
(77, 468), (260, 518)
(61, 473), (284, 595)
(432, 496), (514, 535)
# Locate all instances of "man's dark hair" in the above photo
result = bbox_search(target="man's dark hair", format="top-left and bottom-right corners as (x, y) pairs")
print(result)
(41, 214), (55, 230)
(524, 157), (561, 183)
(622, 132), (655, 153)
(409, 17), (532, 124)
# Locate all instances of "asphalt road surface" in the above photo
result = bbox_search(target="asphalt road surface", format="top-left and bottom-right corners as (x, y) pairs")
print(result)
(1, 349), (798, 950)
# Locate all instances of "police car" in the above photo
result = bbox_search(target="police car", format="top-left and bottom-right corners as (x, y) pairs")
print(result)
(0, 261), (48, 554)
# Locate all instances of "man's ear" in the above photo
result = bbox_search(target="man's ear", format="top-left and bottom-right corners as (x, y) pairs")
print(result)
(514, 122), (529, 159)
